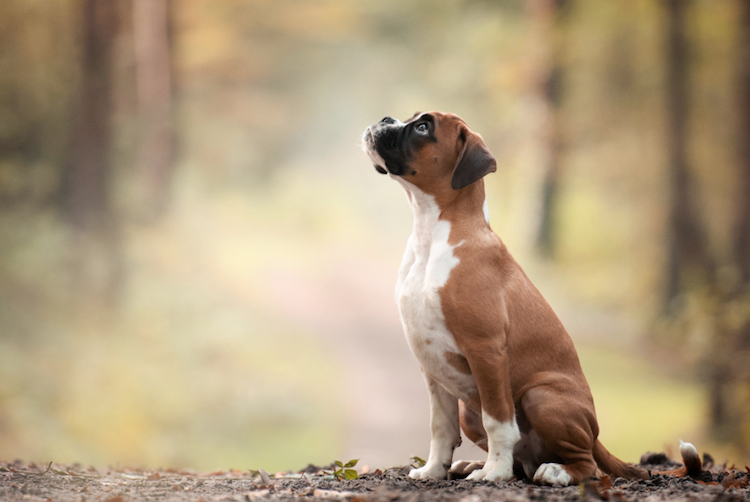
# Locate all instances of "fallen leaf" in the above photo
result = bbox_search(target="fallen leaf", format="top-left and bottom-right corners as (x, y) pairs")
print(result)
(119, 473), (145, 480)
(582, 479), (611, 501)
(720, 473), (737, 489)
(257, 469), (273, 488)
(245, 489), (270, 499)
(313, 489), (356, 499)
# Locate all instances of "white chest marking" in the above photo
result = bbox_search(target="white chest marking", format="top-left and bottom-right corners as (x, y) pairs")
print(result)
(394, 178), (477, 401)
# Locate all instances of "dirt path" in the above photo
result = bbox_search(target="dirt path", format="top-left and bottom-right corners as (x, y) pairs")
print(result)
(2, 458), (749, 502)
(261, 252), (487, 467)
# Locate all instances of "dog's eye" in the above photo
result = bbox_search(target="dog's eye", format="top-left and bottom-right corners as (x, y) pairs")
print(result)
(415, 122), (429, 135)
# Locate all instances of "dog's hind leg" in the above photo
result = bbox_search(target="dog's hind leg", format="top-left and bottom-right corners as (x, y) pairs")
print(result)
(520, 381), (598, 486)
(458, 399), (487, 450)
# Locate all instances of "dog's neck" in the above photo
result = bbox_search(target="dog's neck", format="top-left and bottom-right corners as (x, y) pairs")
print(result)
(396, 177), (489, 248)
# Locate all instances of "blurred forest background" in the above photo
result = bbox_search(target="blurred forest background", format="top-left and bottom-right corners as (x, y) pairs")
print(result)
(1, 0), (749, 473)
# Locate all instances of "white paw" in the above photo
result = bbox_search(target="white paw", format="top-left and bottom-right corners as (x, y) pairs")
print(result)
(409, 462), (448, 480)
(465, 460), (513, 482)
(533, 463), (572, 486)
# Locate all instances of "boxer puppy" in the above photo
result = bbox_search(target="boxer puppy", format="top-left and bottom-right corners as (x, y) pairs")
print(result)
(361, 112), (699, 485)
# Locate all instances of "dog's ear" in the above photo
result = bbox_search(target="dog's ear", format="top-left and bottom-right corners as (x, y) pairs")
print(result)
(451, 126), (497, 190)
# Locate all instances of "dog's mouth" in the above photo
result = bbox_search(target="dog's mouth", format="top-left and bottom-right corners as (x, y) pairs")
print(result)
(362, 127), (389, 175)
(362, 122), (413, 177)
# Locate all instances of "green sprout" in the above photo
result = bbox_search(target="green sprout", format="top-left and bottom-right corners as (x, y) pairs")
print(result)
(409, 456), (426, 469)
(324, 459), (359, 481)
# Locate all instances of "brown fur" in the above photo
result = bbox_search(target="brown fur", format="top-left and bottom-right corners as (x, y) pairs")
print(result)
(367, 111), (700, 484)
(445, 351), (473, 375)
(392, 112), (646, 484)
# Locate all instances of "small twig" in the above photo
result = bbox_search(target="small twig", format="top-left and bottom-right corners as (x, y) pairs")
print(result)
(5, 461), (54, 476)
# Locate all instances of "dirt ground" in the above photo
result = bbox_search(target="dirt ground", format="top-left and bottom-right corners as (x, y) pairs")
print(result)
(2, 454), (749, 502)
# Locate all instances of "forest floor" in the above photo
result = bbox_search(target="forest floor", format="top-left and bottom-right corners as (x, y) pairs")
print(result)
(2, 454), (749, 502)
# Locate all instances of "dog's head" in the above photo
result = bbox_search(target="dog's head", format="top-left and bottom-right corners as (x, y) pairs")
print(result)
(362, 112), (496, 195)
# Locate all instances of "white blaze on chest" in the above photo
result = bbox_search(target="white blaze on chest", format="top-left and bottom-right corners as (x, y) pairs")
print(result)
(394, 178), (477, 401)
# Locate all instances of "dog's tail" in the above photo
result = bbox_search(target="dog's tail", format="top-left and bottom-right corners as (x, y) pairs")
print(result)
(652, 440), (703, 477)
(593, 439), (702, 480)
(593, 440), (649, 480)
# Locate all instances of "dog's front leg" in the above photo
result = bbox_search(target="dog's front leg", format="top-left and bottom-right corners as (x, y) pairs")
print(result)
(462, 341), (520, 482)
(465, 409), (520, 481)
(409, 374), (460, 480)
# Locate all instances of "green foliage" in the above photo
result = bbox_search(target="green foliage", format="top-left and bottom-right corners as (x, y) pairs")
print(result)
(409, 456), (426, 469)
(323, 459), (359, 481)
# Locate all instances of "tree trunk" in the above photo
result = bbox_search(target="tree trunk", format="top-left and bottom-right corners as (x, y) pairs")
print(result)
(730, 0), (750, 453)
(534, 0), (569, 259)
(698, 0), (750, 450)
(132, 0), (173, 219)
(60, 0), (122, 308)
(663, 0), (714, 312)
(735, 0), (750, 289)
(61, 0), (118, 231)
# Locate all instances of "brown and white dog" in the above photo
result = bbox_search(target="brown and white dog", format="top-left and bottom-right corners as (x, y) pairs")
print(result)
(361, 112), (700, 485)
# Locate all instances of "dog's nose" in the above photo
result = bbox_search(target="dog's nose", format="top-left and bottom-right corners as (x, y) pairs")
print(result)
(380, 116), (396, 125)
